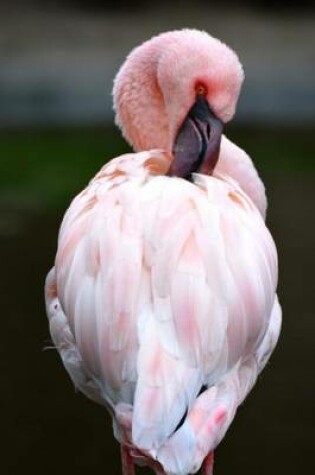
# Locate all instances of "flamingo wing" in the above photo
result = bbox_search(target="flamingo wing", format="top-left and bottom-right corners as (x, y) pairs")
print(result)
(218, 136), (267, 218)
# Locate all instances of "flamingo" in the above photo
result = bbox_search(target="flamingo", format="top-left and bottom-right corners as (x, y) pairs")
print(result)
(45, 29), (281, 475)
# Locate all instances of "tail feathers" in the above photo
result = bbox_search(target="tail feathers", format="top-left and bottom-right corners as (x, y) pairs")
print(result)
(132, 368), (201, 453)
(157, 423), (197, 475)
(156, 352), (266, 475)
(156, 384), (235, 475)
(131, 313), (201, 452)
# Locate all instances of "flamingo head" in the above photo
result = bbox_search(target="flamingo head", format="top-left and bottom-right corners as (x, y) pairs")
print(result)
(113, 29), (244, 178)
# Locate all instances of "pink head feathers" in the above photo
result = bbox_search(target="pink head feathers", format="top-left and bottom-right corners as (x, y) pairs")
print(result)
(113, 29), (244, 153)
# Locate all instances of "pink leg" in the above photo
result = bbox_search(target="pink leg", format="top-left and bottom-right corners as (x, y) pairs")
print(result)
(120, 444), (135, 475)
(203, 451), (214, 475)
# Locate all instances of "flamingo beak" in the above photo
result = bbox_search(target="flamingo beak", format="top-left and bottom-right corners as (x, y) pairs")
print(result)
(169, 95), (223, 179)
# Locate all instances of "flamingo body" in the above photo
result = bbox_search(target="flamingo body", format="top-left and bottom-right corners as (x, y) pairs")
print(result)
(45, 29), (281, 475)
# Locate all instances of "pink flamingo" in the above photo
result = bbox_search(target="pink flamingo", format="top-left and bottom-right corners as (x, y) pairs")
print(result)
(45, 29), (281, 475)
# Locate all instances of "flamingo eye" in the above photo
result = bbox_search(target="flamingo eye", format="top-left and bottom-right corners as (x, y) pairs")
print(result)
(195, 83), (207, 96)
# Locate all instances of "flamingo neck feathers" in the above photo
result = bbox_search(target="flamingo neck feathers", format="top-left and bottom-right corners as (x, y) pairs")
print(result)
(113, 37), (169, 152)
(113, 29), (244, 153)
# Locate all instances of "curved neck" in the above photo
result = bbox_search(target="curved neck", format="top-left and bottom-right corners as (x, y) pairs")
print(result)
(113, 39), (170, 152)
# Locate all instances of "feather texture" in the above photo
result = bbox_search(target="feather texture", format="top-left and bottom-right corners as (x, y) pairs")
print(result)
(46, 149), (280, 474)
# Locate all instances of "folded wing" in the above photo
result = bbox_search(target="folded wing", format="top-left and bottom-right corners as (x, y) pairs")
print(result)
(46, 150), (279, 473)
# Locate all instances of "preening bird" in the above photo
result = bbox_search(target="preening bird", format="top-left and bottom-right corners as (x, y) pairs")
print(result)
(45, 29), (281, 475)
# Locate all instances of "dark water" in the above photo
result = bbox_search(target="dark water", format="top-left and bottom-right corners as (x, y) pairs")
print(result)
(2, 173), (314, 475)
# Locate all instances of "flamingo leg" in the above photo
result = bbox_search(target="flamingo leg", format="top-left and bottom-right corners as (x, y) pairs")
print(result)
(120, 444), (135, 475)
(203, 451), (214, 475)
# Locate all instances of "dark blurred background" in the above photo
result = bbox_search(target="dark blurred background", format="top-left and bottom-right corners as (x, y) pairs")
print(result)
(1, 1), (314, 474)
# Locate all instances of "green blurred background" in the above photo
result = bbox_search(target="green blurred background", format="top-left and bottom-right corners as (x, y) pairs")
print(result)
(1, 1), (314, 475)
